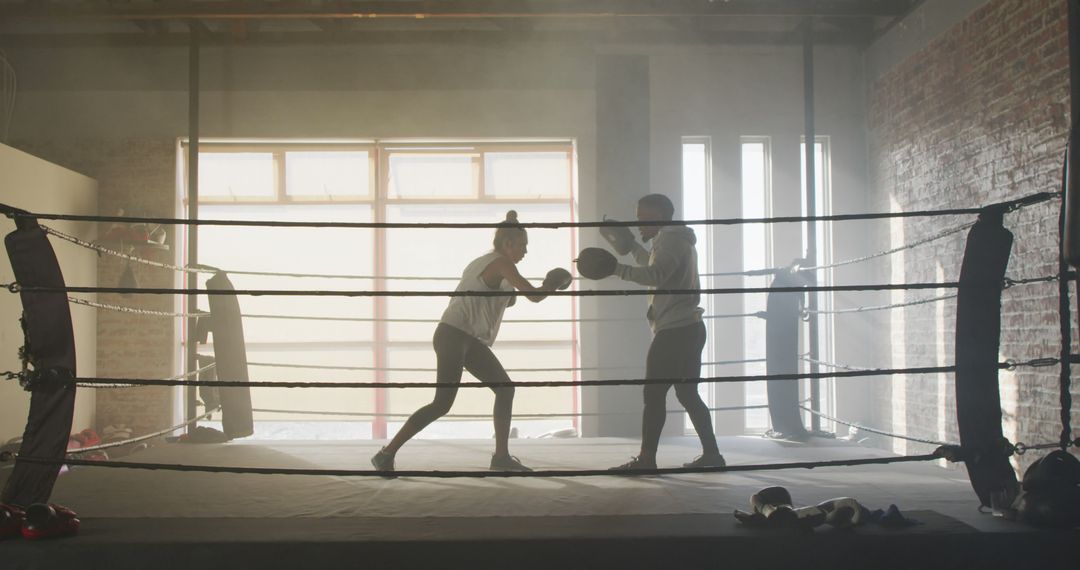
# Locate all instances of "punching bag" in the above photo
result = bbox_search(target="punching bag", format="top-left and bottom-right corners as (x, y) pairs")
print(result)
(766, 268), (809, 440)
(954, 207), (1016, 508)
(205, 272), (254, 439)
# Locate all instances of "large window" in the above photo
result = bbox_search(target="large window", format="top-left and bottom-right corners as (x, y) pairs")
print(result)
(682, 137), (714, 433)
(180, 141), (578, 440)
(739, 137), (833, 433)
(741, 138), (772, 431)
(801, 137), (835, 429)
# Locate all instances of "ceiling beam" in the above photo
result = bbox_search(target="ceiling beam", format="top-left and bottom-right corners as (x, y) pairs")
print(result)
(490, 18), (536, 34)
(131, 19), (169, 35)
(0, 28), (865, 48)
(311, 18), (346, 33)
(0, 1), (922, 22)
(873, 0), (927, 42)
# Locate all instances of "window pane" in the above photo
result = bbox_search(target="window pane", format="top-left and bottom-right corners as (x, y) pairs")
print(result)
(286, 151), (371, 197)
(741, 141), (770, 430)
(197, 204), (375, 344)
(383, 203), (575, 342)
(388, 153), (477, 199)
(198, 153), (275, 198)
(485, 152), (571, 198)
(681, 141), (711, 432)
(801, 139), (834, 428)
(246, 347), (377, 421)
(226, 345), (377, 439)
(800, 141), (828, 256)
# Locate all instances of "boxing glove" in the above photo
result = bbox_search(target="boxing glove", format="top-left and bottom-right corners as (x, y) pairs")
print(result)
(0, 504), (25, 540)
(22, 503), (80, 540)
(543, 268), (573, 291)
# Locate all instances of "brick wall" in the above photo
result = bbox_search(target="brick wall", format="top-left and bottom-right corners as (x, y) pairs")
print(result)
(867, 0), (1077, 469)
(14, 138), (179, 435)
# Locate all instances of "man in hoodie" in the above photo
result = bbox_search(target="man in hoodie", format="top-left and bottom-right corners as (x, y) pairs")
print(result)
(603, 194), (725, 471)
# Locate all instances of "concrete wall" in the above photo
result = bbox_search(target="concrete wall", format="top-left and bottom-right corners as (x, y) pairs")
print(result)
(864, 0), (1074, 469)
(0, 143), (97, 444)
(2, 37), (872, 438)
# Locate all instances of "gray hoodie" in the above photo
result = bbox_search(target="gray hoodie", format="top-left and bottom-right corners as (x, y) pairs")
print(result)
(614, 225), (704, 333)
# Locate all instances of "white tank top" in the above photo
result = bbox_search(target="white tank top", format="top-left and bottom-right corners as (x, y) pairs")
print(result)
(440, 251), (515, 346)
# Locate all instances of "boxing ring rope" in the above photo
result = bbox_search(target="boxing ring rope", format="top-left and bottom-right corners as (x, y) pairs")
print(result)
(68, 297), (766, 323)
(37, 194), (1053, 334)
(76, 363), (217, 389)
(64, 278), (1049, 323)
(40, 224), (545, 283)
(704, 219), (976, 277)
(800, 402), (1075, 457)
(246, 403), (779, 420)
(801, 352), (1067, 451)
(10, 358), (1056, 391)
(1, 281), (982, 297)
(0, 365), (978, 390)
(243, 356), (768, 373)
(4, 191), (1054, 228)
(65, 408), (219, 456)
(0, 190), (1072, 488)
(3, 357), (1047, 390)
(3, 451), (946, 479)
(61, 275), (1052, 323)
(798, 404), (955, 448)
(41, 215), (977, 282)
(804, 293), (958, 315)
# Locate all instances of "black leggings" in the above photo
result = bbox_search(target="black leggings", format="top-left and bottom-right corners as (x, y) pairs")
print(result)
(640, 322), (719, 460)
(394, 323), (515, 444)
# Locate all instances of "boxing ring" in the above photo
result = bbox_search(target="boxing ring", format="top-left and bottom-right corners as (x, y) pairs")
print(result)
(0, 188), (1078, 569)
(0, 437), (1035, 569)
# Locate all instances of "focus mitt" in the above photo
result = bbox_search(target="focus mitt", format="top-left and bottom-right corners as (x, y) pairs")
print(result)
(575, 248), (617, 280)
(814, 498), (865, 528)
(750, 486), (798, 527)
(599, 218), (636, 256)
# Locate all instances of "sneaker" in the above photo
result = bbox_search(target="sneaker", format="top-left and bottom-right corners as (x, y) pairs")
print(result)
(609, 456), (657, 471)
(370, 448), (396, 477)
(21, 504), (79, 540)
(490, 454), (533, 472)
(683, 453), (726, 469)
(1, 504), (25, 541)
(763, 429), (810, 443)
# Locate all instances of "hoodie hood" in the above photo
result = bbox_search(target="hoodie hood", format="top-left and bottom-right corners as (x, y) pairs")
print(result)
(658, 225), (697, 246)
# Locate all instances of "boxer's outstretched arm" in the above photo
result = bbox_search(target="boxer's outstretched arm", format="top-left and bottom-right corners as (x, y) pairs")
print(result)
(629, 241), (650, 266)
(615, 245), (677, 287)
(484, 256), (549, 302)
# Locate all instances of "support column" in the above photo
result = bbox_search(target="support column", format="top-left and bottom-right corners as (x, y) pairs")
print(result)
(185, 22), (201, 429)
(585, 54), (651, 437)
(803, 19), (822, 433)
